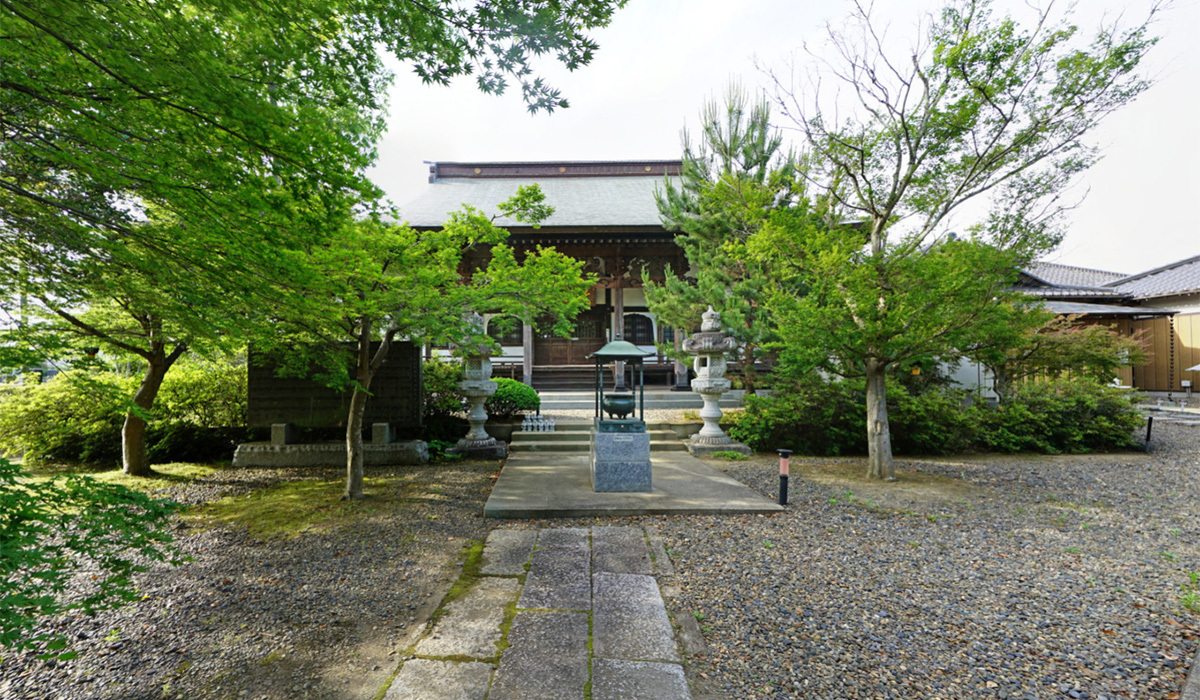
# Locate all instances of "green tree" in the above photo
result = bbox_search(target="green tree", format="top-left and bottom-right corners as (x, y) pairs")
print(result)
(970, 313), (1148, 400)
(265, 186), (592, 500)
(0, 458), (182, 659)
(762, 0), (1158, 479)
(0, 0), (626, 474)
(646, 84), (796, 394)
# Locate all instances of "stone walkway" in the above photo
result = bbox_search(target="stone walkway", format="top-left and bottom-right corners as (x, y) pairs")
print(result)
(381, 526), (693, 700)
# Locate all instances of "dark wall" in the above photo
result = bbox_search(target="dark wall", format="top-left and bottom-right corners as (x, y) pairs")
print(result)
(247, 343), (422, 430)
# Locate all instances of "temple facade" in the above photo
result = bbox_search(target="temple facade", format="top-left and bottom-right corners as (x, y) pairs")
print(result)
(401, 160), (689, 389)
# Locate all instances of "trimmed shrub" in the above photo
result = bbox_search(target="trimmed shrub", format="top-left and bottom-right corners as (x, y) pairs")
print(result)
(486, 378), (540, 419)
(727, 377), (866, 455)
(979, 379), (1142, 453)
(726, 375), (1141, 456)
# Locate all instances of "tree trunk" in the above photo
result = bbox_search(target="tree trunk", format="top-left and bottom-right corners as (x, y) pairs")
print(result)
(344, 319), (393, 501)
(122, 345), (184, 476)
(344, 385), (370, 500)
(864, 359), (895, 480)
(740, 345), (757, 396)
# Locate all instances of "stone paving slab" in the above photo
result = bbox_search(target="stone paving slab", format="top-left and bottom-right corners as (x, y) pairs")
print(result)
(536, 527), (590, 549)
(592, 526), (652, 574)
(480, 529), (537, 575)
(592, 658), (691, 700)
(593, 573), (680, 663)
(519, 547), (591, 609)
(488, 611), (589, 700)
(415, 577), (519, 658)
(383, 659), (493, 700)
(485, 452), (785, 518)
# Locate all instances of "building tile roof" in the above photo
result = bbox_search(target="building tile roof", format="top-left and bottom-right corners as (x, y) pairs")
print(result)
(399, 161), (681, 229)
(1024, 261), (1128, 288)
(1106, 254), (1200, 299)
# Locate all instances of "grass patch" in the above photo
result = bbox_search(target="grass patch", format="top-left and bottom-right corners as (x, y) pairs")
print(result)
(184, 475), (424, 540)
(710, 451), (749, 461)
(25, 462), (223, 493)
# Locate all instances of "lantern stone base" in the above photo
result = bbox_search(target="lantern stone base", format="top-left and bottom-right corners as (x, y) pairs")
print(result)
(589, 429), (652, 492)
(447, 437), (508, 460)
(686, 436), (753, 457)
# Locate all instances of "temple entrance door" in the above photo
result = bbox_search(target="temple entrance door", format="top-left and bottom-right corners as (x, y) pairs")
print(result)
(533, 310), (609, 364)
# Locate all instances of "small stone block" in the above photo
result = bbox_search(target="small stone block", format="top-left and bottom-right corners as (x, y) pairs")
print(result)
(372, 422), (393, 445)
(384, 659), (492, 700)
(592, 659), (691, 700)
(488, 611), (588, 700)
(592, 527), (652, 575)
(415, 578), (519, 658)
(270, 423), (296, 446)
(480, 529), (537, 576)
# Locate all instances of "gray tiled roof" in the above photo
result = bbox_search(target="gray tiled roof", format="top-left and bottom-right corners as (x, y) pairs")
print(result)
(1025, 261), (1128, 288)
(399, 175), (671, 229)
(1107, 254), (1200, 299)
(1041, 300), (1176, 316)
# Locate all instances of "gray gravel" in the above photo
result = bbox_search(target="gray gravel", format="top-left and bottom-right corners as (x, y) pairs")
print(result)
(0, 461), (500, 700)
(5, 420), (1198, 699)
(503, 422), (1199, 699)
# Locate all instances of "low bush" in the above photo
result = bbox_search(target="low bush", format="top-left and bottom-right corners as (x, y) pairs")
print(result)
(979, 380), (1142, 453)
(0, 358), (250, 465)
(422, 359), (466, 419)
(0, 373), (133, 464)
(486, 377), (539, 419)
(726, 375), (1141, 456)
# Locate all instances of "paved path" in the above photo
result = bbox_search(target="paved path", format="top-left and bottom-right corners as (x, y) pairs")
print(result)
(381, 526), (693, 700)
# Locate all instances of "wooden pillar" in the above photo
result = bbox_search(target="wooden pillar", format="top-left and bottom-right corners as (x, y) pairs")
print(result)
(614, 283), (626, 390)
(522, 322), (534, 386)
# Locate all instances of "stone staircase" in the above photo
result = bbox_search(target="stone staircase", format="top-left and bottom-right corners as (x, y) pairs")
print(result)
(537, 389), (750, 412)
(509, 420), (689, 453)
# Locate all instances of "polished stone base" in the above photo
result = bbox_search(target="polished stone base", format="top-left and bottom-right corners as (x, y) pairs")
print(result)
(590, 430), (651, 492)
(448, 437), (508, 460)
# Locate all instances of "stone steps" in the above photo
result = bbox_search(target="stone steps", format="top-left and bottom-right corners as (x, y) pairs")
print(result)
(509, 427), (688, 453)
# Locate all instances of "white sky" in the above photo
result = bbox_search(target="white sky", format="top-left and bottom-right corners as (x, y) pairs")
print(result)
(368, 0), (1200, 277)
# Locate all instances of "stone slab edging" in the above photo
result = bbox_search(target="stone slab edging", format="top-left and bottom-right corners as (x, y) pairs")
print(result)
(1184, 650), (1200, 700)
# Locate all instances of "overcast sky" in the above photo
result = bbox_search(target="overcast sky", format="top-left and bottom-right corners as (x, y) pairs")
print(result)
(368, 0), (1200, 277)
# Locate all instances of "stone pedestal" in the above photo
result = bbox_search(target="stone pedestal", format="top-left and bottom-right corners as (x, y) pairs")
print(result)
(448, 355), (508, 459)
(372, 422), (393, 445)
(590, 429), (652, 492)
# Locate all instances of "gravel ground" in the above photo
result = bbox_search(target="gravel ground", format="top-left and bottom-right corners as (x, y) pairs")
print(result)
(0, 460), (500, 700)
(6, 416), (1197, 700)
(656, 422), (1200, 699)
(504, 420), (1199, 699)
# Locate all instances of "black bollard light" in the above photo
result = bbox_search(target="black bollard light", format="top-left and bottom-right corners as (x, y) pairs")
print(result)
(777, 449), (793, 506)
(1146, 415), (1154, 443)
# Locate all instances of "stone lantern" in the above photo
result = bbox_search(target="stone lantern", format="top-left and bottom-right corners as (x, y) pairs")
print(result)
(589, 335), (653, 492)
(447, 354), (508, 460)
(683, 306), (752, 456)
